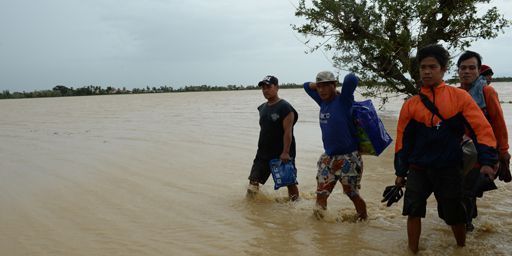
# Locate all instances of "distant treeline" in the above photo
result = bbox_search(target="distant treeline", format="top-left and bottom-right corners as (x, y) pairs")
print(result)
(492, 77), (512, 82)
(1, 77), (511, 100)
(446, 76), (512, 84)
(0, 83), (303, 99)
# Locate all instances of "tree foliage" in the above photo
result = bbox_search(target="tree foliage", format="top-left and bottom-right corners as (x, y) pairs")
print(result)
(293, 0), (510, 97)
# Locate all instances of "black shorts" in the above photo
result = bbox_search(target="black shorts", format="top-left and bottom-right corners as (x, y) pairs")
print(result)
(249, 157), (297, 185)
(403, 167), (466, 225)
(248, 157), (273, 184)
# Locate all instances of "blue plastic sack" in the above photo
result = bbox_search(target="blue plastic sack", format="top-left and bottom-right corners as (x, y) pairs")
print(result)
(352, 100), (393, 156)
(269, 159), (297, 190)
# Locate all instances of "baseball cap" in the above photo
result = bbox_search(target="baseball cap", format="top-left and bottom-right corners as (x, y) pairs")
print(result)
(258, 75), (278, 86)
(316, 71), (337, 83)
(480, 64), (494, 76)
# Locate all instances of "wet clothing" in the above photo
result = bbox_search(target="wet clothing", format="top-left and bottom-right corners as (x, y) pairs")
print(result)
(249, 157), (297, 185)
(394, 82), (498, 177)
(395, 82), (498, 225)
(316, 151), (363, 196)
(304, 73), (358, 156)
(249, 99), (298, 184)
(463, 168), (482, 221)
(403, 167), (466, 225)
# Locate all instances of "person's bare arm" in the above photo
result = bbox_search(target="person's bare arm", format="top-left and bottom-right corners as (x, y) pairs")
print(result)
(280, 111), (295, 162)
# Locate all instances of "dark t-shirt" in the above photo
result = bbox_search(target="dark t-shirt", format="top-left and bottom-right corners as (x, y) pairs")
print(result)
(256, 99), (298, 160)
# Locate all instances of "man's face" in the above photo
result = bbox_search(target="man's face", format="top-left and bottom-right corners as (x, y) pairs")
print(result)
(458, 57), (480, 85)
(260, 83), (278, 100)
(484, 74), (492, 85)
(419, 57), (445, 87)
(316, 82), (336, 101)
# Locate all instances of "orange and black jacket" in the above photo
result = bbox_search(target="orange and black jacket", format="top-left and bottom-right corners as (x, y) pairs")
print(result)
(394, 82), (498, 177)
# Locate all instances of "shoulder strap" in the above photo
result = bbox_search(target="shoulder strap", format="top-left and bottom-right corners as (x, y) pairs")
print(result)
(418, 93), (445, 121)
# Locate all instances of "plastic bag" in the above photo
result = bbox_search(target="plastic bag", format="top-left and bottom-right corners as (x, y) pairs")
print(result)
(352, 100), (393, 156)
(269, 159), (297, 190)
(461, 138), (477, 175)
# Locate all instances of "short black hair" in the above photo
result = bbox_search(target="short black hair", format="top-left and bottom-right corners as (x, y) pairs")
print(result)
(456, 50), (482, 68)
(416, 44), (450, 69)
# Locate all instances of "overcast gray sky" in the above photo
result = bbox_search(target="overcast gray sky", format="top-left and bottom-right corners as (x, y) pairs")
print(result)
(0, 0), (511, 92)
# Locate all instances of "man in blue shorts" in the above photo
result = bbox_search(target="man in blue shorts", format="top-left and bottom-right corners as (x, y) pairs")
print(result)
(247, 75), (299, 201)
(304, 71), (367, 220)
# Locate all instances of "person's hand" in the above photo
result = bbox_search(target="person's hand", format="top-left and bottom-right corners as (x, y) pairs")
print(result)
(308, 82), (317, 91)
(395, 176), (406, 187)
(280, 152), (291, 163)
(480, 165), (497, 180)
(498, 151), (511, 182)
(500, 151), (511, 161)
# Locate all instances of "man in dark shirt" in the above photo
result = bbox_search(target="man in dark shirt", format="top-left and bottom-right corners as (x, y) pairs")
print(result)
(247, 75), (299, 201)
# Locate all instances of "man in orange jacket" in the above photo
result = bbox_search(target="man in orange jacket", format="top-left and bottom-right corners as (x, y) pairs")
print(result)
(456, 51), (511, 231)
(394, 44), (498, 253)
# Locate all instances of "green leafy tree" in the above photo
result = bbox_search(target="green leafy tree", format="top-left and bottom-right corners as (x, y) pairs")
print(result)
(52, 85), (70, 96)
(106, 86), (115, 94)
(293, 0), (510, 97)
(1, 90), (11, 99)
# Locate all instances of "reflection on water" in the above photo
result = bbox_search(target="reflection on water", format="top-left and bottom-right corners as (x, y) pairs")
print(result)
(0, 83), (511, 255)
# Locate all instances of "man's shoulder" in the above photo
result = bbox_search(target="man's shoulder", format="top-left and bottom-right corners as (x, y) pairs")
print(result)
(403, 94), (420, 105)
(276, 99), (295, 109)
(278, 98), (290, 105)
(443, 84), (473, 101)
(257, 102), (266, 111)
(483, 85), (497, 93)
(482, 85), (500, 102)
(444, 83), (467, 93)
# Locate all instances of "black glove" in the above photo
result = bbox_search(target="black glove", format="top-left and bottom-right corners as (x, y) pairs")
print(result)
(498, 152), (511, 183)
(381, 185), (403, 207)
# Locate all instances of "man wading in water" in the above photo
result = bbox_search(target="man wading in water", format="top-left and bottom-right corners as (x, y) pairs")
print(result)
(304, 71), (367, 221)
(393, 44), (497, 253)
(247, 75), (299, 201)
